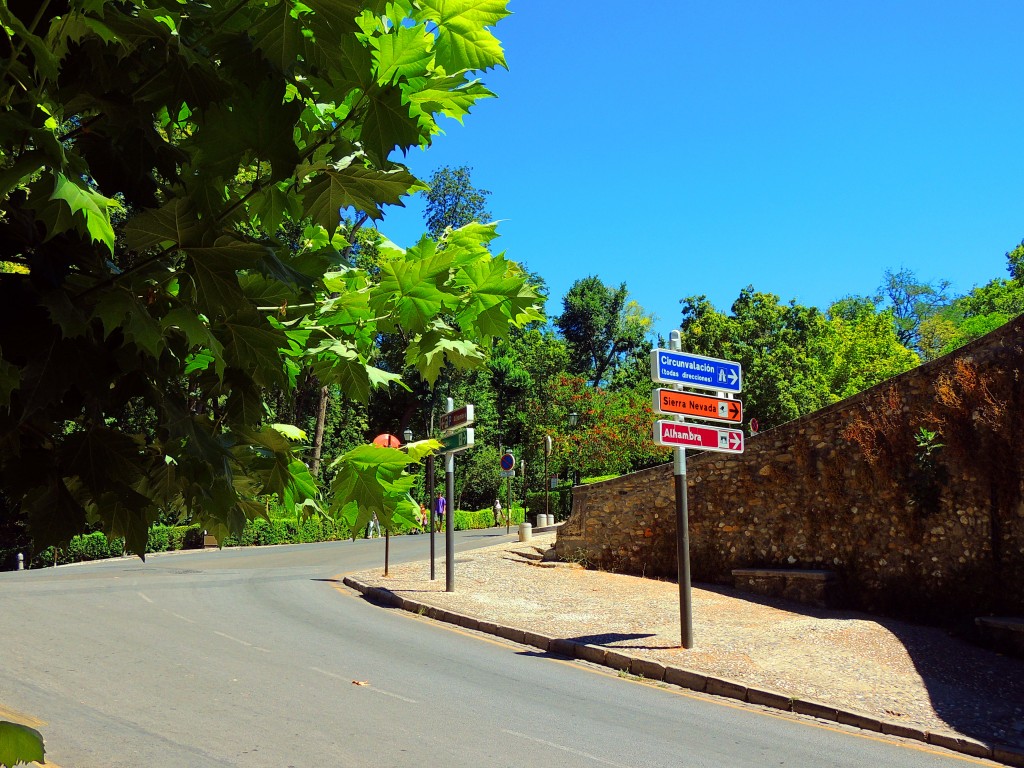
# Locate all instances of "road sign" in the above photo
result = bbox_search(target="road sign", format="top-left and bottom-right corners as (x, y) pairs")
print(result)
(499, 469), (515, 478)
(499, 452), (515, 471)
(650, 349), (742, 393)
(440, 427), (474, 453)
(440, 404), (475, 432)
(654, 420), (744, 454)
(654, 388), (743, 424)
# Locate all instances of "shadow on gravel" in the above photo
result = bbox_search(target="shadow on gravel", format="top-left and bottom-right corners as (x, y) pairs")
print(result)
(699, 582), (1024, 748)
(566, 632), (658, 647)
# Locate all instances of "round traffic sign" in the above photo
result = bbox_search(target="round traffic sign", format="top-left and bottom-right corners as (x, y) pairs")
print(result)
(500, 452), (515, 471)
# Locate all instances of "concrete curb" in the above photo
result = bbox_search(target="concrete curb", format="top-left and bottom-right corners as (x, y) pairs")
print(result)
(342, 576), (1024, 767)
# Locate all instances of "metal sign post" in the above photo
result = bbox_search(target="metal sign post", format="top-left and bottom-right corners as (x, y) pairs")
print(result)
(436, 398), (477, 592)
(653, 333), (745, 649)
(668, 331), (694, 649)
(427, 453), (435, 581)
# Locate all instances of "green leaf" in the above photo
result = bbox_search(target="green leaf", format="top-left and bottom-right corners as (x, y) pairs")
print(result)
(49, 173), (121, 253)
(454, 256), (526, 338)
(25, 477), (88, 550)
(371, 23), (433, 85)
(163, 308), (226, 379)
(222, 316), (287, 388)
(302, 0), (363, 43)
(125, 199), (206, 251)
(303, 160), (425, 230)
(405, 74), (495, 123)
(405, 331), (483, 383)
(194, 82), (302, 183)
(414, 0), (510, 73)
(361, 84), (428, 162)
(271, 423), (307, 441)
(0, 5), (60, 81)
(250, 2), (307, 74)
(0, 720), (45, 768)
(371, 238), (451, 332)
(40, 290), (88, 338)
(251, 183), (302, 234)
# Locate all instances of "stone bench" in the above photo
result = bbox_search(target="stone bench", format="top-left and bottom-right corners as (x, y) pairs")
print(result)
(975, 617), (1024, 658)
(731, 568), (843, 609)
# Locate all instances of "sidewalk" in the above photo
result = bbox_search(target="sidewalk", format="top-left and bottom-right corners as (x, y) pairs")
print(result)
(344, 532), (1024, 767)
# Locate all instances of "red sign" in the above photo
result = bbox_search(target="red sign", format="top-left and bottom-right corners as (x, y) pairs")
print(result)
(440, 404), (475, 432)
(654, 389), (742, 424)
(654, 420), (744, 454)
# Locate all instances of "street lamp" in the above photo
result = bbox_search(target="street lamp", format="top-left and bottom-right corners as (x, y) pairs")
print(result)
(567, 412), (580, 485)
(403, 427), (413, 443)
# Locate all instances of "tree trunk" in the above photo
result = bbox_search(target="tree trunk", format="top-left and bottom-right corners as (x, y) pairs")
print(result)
(310, 385), (329, 478)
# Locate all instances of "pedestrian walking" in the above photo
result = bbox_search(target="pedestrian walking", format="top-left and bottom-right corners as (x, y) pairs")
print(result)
(434, 491), (446, 527)
(367, 512), (380, 538)
(492, 498), (502, 527)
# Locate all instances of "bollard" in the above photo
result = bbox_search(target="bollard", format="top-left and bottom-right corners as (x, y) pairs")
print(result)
(518, 522), (532, 542)
(16, 552), (24, 570)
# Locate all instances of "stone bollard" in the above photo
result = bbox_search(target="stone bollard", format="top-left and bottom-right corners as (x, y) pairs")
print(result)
(16, 552), (24, 570)
(518, 522), (532, 542)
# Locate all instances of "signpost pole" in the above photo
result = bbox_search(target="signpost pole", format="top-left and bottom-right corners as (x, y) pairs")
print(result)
(543, 436), (551, 522)
(670, 330), (694, 649)
(445, 397), (455, 592)
(507, 469), (512, 534)
(427, 453), (435, 581)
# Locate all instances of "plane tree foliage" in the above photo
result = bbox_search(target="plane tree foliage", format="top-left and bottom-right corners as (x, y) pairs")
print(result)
(555, 275), (653, 388)
(423, 164), (491, 240)
(678, 287), (918, 431)
(0, 0), (541, 560)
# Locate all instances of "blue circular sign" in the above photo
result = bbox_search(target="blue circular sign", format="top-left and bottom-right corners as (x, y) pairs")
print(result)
(500, 452), (515, 471)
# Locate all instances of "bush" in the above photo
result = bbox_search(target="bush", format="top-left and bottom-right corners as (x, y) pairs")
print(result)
(453, 506), (524, 530)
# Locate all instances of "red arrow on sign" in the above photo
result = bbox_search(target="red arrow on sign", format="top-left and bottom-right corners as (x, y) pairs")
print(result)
(653, 420), (744, 454)
(654, 389), (743, 424)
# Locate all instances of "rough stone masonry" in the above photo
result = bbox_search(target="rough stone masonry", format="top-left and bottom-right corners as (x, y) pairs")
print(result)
(555, 315), (1024, 622)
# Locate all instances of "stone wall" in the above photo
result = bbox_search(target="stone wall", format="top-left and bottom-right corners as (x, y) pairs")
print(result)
(555, 316), (1024, 622)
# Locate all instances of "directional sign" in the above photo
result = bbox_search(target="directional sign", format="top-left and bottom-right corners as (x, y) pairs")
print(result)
(651, 349), (742, 393)
(499, 452), (516, 471)
(653, 420), (744, 454)
(440, 403), (475, 433)
(440, 427), (474, 453)
(654, 388), (742, 424)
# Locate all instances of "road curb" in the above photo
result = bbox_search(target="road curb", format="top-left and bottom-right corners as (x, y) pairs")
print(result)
(342, 576), (1024, 766)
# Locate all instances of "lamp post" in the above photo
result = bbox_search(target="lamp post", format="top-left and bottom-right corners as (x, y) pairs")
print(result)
(568, 411), (580, 486)
(543, 434), (552, 522)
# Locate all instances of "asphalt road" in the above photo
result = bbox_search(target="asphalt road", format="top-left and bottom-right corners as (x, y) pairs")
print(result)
(0, 533), (986, 767)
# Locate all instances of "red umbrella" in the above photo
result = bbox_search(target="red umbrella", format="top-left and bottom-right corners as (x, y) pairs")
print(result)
(372, 433), (403, 448)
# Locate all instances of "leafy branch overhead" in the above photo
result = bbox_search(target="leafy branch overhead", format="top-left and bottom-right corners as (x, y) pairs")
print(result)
(0, 0), (535, 556)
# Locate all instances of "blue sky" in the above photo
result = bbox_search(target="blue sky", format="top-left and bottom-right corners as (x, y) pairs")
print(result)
(381, 1), (1024, 332)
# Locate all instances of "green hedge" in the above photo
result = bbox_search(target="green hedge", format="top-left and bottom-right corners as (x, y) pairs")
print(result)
(31, 524), (205, 568)
(23, 503), (528, 570)
(221, 516), (351, 547)
(453, 506), (524, 530)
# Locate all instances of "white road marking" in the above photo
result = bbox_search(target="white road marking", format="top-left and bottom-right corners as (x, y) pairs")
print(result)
(137, 592), (153, 603)
(212, 631), (270, 653)
(214, 630), (250, 646)
(167, 611), (196, 624)
(309, 666), (417, 703)
(502, 729), (635, 768)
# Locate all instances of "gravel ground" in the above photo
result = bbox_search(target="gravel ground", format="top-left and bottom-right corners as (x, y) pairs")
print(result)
(347, 532), (1024, 750)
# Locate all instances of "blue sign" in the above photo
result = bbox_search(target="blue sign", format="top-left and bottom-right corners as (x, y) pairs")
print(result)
(500, 452), (516, 471)
(650, 349), (742, 393)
